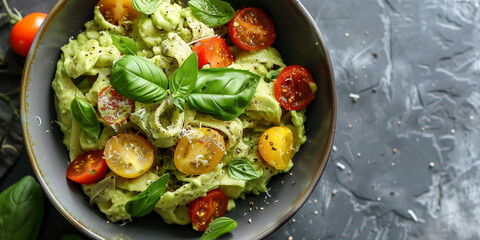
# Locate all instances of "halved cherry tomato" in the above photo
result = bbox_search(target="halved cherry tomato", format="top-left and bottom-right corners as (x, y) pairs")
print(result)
(192, 36), (234, 69)
(174, 128), (225, 175)
(97, 0), (139, 26)
(97, 86), (135, 125)
(104, 134), (154, 178)
(228, 7), (276, 51)
(66, 150), (108, 184)
(258, 126), (293, 170)
(273, 65), (317, 110)
(10, 12), (47, 57)
(188, 189), (228, 231)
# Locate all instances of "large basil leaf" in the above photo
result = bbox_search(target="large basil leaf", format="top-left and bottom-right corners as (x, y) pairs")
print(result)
(201, 217), (237, 240)
(170, 53), (198, 111)
(228, 159), (262, 180)
(0, 176), (44, 240)
(189, 0), (235, 27)
(187, 68), (260, 120)
(125, 173), (169, 217)
(111, 34), (137, 55)
(132, 0), (160, 15)
(70, 97), (100, 138)
(111, 55), (168, 104)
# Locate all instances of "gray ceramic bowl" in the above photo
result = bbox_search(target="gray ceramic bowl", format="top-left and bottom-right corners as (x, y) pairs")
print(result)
(21, 0), (336, 239)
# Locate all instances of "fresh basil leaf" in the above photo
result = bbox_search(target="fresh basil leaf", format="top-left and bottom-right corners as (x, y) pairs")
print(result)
(170, 52), (198, 111)
(111, 34), (137, 55)
(187, 68), (260, 121)
(125, 173), (169, 217)
(266, 69), (282, 81)
(228, 159), (262, 180)
(111, 55), (168, 104)
(173, 96), (187, 112)
(189, 0), (235, 27)
(70, 97), (100, 138)
(0, 176), (44, 240)
(201, 217), (237, 240)
(132, 0), (160, 15)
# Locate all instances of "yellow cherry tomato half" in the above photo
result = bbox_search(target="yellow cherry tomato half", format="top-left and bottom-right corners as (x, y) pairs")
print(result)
(174, 128), (225, 175)
(104, 134), (154, 178)
(258, 126), (294, 170)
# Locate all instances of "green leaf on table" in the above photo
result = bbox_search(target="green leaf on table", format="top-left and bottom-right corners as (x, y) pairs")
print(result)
(110, 55), (168, 104)
(201, 217), (237, 240)
(186, 68), (260, 121)
(132, 0), (160, 15)
(228, 159), (263, 180)
(70, 97), (100, 138)
(0, 176), (44, 240)
(170, 52), (198, 111)
(189, 0), (235, 27)
(111, 34), (137, 55)
(125, 173), (169, 217)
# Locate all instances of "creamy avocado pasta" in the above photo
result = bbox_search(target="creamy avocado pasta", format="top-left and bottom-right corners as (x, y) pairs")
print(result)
(52, 0), (317, 235)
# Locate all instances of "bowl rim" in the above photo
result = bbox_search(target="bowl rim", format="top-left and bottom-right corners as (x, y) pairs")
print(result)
(20, 0), (337, 239)
(21, 1), (104, 239)
(254, 1), (337, 238)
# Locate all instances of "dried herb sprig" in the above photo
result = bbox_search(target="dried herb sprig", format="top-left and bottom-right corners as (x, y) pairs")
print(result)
(0, 0), (22, 25)
(0, 92), (19, 118)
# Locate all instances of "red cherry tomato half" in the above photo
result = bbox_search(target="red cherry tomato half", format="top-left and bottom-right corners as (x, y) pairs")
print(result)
(228, 7), (276, 51)
(188, 189), (228, 231)
(274, 65), (317, 110)
(10, 12), (47, 57)
(97, 0), (139, 26)
(192, 36), (234, 69)
(97, 86), (135, 125)
(66, 150), (108, 184)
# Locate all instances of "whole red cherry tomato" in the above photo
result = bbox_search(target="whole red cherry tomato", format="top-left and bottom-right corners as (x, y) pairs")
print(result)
(10, 12), (47, 57)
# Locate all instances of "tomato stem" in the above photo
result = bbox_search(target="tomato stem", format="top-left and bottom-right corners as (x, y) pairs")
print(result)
(0, 0), (22, 25)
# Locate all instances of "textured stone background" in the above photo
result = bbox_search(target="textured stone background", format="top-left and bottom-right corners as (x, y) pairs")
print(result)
(270, 0), (480, 239)
(1, 0), (479, 239)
